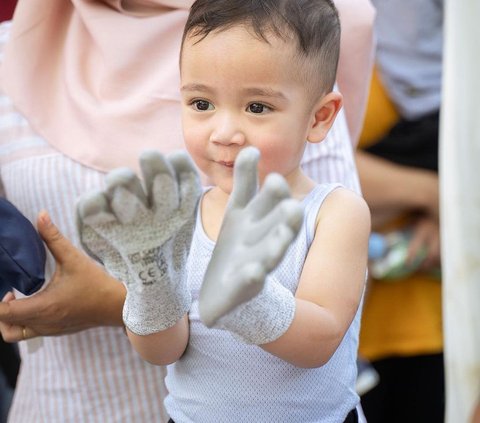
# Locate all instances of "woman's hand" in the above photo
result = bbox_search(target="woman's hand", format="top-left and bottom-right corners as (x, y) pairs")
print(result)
(408, 215), (441, 271)
(0, 212), (126, 342)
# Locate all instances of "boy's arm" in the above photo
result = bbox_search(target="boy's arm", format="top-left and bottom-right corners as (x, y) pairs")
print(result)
(261, 188), (370, 368)
(199, 149), (369, 367)
(77, 150), (201, 365)
(126, 315), (190, 365)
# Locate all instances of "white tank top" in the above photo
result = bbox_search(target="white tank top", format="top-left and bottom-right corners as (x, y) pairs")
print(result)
(165, 183), (362, 423)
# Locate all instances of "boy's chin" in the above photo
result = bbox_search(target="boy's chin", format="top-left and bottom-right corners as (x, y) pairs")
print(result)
(210, 180), (234, 197)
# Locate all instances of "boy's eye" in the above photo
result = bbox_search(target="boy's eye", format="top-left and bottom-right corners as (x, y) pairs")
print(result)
(192, 100), (214, 111)
(248, 103), (270, 114)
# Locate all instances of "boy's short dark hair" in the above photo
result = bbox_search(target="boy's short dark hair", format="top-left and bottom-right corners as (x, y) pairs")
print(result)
(182, 0), (341, 95)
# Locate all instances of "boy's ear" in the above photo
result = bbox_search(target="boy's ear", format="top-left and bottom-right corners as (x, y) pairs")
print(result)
(307, 92), (343, 143)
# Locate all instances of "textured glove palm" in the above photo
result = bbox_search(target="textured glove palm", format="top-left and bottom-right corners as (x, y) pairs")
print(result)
(77, 151), (201, 335)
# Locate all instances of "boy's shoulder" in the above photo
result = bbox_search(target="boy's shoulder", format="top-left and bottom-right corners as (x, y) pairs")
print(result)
(315, 186), (370, 230)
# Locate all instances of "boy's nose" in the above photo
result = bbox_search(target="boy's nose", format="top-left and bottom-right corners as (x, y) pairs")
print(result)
(209, 113), (245, 146)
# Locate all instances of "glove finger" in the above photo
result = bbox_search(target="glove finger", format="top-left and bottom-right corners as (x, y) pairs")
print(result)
(169, 150), (198, 175)
(76, 191), (118, 262)
(227, 147), (260, 210)
(77, 191), (115, 226)
(247, 173), (290, 220)
(106, 168), (149, 224)
(140, 150), (179, 214)
(78, 224), (108, 263)
(247, 198), (303, 244)
(77, 192), (131, 285)
(250, 221), (300, 272)
(199, 261), (265, 327)
(169, 152), (202, 213)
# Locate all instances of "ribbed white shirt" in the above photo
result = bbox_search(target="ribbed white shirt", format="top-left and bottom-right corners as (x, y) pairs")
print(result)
(165, 184), (361, 422)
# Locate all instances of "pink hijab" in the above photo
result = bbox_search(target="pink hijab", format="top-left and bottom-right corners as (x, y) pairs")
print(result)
(1, 0), (193, 172)
(1, 0), (374, 172)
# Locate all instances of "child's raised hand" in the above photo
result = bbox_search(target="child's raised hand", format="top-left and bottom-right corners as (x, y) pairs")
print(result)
(77, 151), (202, 335)
(199, 147), (303, 345)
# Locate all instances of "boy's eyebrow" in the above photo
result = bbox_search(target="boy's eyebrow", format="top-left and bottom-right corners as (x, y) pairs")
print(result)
(181, 84), (287, 100)
(242, 87), (287, 100)
(181, 83), (212, 93)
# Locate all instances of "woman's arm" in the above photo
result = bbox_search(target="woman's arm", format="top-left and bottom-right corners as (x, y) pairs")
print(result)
(335, 0), (376, 146)
(356, 150), (439, 227)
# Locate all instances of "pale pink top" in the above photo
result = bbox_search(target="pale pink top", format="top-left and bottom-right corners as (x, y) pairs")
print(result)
(0, 0), (373, 175)
(1, 23), (171, 423)
(1, 1), (193, 173)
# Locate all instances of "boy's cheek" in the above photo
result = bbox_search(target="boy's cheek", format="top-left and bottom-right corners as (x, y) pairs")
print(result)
(182, 124), (197, 149)
(184, 136), (205, 167)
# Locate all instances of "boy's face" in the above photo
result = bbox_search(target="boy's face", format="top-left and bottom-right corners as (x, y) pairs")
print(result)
(180, 25), (318, 194)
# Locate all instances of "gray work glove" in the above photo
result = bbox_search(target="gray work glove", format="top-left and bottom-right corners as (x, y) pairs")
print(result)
(77, 151), (202, 335)
(199, 147), (304, 345)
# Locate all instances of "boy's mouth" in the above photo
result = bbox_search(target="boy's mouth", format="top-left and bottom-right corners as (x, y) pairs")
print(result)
(218, 161), (235, 168)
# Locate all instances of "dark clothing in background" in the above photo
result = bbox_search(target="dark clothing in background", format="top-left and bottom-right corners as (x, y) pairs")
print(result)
(0, 339), (19, 389)
(361, 354), (445, 423)
(365, 112), (439, 172)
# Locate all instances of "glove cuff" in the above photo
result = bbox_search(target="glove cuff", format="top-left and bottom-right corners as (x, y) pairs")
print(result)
(123, 288), (191, 335)
(218, 280), (296, 345)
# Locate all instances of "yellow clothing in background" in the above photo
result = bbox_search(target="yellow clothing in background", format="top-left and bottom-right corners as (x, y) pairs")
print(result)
(358, 68), (398, 148)
(359, 275), (442, 360)
(357, 70), (443, 361)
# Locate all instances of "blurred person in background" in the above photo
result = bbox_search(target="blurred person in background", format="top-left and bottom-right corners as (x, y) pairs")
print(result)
(356, 0), (444, 422)
(0, 309), (19, 423)
(0, 4), (19, 422)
